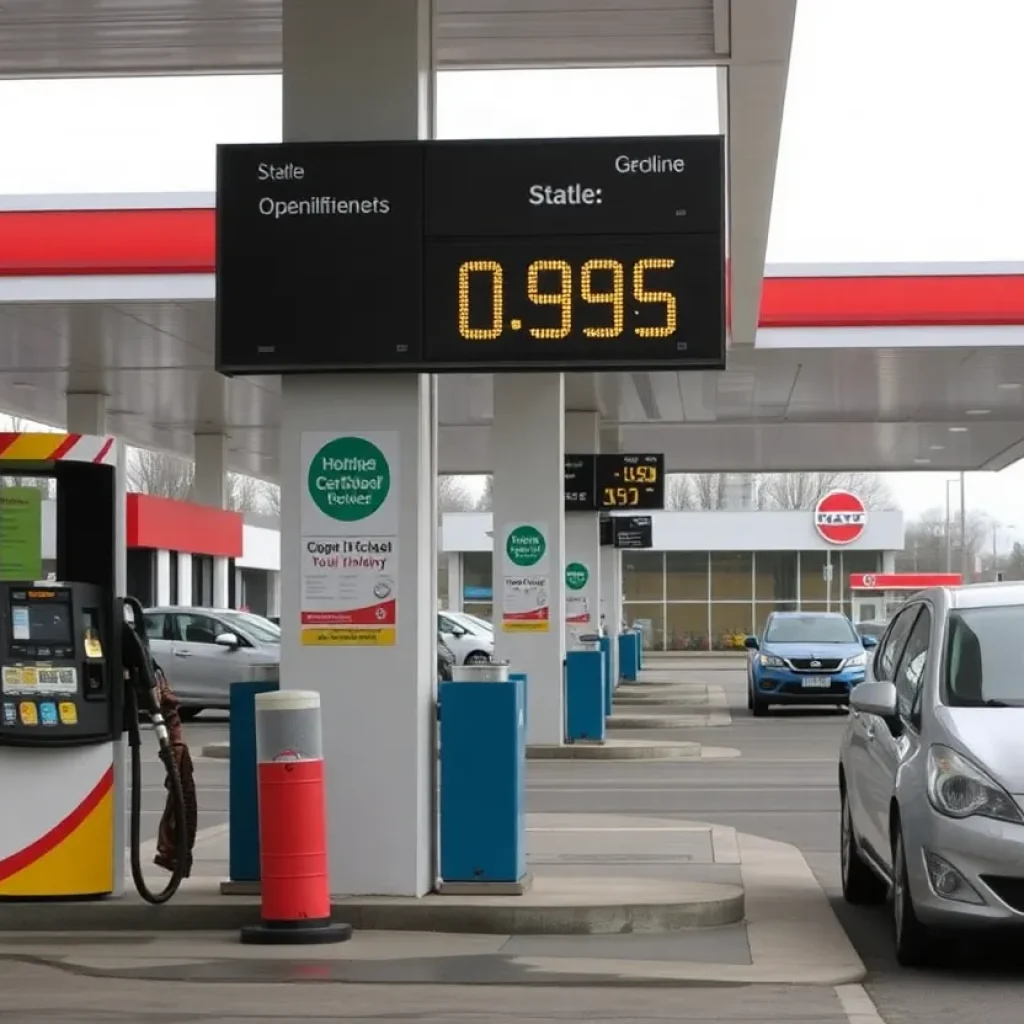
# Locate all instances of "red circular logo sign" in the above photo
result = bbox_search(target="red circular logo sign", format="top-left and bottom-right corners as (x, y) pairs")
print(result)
(814, 490), (867, 545)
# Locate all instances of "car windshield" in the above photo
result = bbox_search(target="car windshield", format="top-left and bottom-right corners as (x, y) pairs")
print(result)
(221, 612), (281, 644)
(765, 616), (858, 645)
(453, 613), (492, 634)
(945, 606), (1024, 707)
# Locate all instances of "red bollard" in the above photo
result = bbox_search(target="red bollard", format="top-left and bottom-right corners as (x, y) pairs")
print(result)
(240, 690), (352, 945)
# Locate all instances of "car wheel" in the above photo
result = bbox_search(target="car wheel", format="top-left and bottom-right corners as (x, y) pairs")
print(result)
(841, 787), (887, 904)
(746, 682), (753, 710)
(751, 695), (769, 717)
(892, 824), (932, 967)
(465, 651), (491, 665)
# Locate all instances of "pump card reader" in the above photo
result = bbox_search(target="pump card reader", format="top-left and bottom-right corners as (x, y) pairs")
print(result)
(0, 582), (121, 746)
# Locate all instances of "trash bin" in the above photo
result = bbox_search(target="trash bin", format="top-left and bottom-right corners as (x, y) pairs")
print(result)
(452, 661), (510, 683)
(565, 648), (606, 742)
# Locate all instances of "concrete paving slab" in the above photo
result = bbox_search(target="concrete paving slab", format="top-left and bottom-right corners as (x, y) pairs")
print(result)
(527, 738), (703, 758)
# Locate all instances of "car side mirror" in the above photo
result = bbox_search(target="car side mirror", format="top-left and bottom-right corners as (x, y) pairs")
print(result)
(861, 634), (878, 649)
(215, 632), (241, 649)
(744, 636), (759, 650)
(850, 680), (898, 719)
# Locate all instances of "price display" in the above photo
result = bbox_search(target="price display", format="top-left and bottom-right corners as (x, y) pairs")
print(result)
(614, 516), (654, 549)
(564, 455), (597, 511)
(216, 136), (725, 375)
(596, 454), (665, 510)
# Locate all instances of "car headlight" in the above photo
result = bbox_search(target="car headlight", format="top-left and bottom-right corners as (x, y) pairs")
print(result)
(927, 744), (1024, 824)
(843, 652), (867, 669)
(759, 654), (785, 668)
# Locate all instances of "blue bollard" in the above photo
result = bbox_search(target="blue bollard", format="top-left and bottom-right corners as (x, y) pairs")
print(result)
(598, 635), (613, 717)
(439, 678), (527, 886)
(565, 649), (606, 741)
(228, 678), (280, 884)
(618, 631), (639, 682)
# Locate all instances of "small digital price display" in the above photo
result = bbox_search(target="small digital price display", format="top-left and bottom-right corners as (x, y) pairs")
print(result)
(614, 516), (654, 549)
(596, 454), (665, 510)
(564, 455), (597, 511)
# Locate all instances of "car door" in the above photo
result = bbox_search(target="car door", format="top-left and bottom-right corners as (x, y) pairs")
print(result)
(868, 605), (932, 870)
(167, 611), (231, 706)
(438, 614), (467, 663)
(142, 611), (174, 667)
(847, 604), (919, 862)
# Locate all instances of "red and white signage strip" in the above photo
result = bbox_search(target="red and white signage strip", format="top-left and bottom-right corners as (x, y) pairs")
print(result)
(814, 490), (867, 545)
(849, 573), (963, 591)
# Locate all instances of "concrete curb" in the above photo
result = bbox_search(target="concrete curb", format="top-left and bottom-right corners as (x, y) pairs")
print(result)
(607, 713), (732, 729)
(201, 741), (230, 759)
(613, 691), (711, 706)
(0, 877), (744, 936)
(527, 739), (702, 759)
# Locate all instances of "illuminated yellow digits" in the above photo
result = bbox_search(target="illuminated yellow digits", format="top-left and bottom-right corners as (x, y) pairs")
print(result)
(458, 260), (503, 340)
(633, 258), (677, 338)
(527, 260), (572, 339)
(581, 259), (625, 338)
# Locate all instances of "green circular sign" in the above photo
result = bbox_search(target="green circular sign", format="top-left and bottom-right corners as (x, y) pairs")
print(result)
(307, 436), (391, 522)
(565, 562), (589, 591)
(506, 525), (546, 567)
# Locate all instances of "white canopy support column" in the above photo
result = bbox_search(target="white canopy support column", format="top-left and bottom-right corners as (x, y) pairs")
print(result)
(194, 432), (230, 608)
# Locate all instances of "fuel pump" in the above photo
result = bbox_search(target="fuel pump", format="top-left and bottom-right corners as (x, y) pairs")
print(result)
(0, 433), (188, 904)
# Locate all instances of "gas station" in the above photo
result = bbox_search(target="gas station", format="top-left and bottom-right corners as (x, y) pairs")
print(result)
(0, 0), (1023, 924)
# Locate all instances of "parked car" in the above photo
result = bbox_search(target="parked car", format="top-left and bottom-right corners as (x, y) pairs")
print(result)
(840, 583), (1024, 966)
(745, 611), (877, 716)
(438, 611), (494, 664)
(143, 606), (280, 718)
(437, 632), (456, 681)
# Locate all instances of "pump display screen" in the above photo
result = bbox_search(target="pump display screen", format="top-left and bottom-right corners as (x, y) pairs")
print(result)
(10, 591), (73, 644)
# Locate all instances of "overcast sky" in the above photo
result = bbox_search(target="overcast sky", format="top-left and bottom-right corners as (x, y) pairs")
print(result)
(0, 0), (1021, 537)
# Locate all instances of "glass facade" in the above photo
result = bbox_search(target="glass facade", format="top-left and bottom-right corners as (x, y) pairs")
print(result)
(446, 549), (883, 651)
(623, 550), (882, 651)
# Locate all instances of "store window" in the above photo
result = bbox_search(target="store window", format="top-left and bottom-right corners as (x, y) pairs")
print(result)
(623, 602), (664, 650)
(841, 550), (881, 604)
(622, 552), (664, 602)
(754, 601), (798, 637)
(754, 551), (798, 601)
(463, 603), (493, 622)
(665, 603), (709, 651)
(711, 551), (753, 600)
(463, 552), (492, 602)
(800, 551), (830, 602)
(437, 560), (449, 608)
(665, 552), (708, 600)
(710, 603), (753, 650)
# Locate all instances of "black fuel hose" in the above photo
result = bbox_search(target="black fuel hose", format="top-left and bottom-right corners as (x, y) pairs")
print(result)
(123, 597), (189, 905)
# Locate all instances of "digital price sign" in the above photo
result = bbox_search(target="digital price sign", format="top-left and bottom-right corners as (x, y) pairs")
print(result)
(216, 137), (725, 375)
(614, 516), (654, 549)
(596, 454), (665, 510)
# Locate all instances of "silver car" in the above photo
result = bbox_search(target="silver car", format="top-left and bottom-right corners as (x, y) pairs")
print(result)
(143, 606), (280, 718)
(839, 583), (1024, 966)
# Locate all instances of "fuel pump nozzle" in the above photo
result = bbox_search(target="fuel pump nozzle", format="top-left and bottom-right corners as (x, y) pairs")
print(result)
(122, 595), (190, 905)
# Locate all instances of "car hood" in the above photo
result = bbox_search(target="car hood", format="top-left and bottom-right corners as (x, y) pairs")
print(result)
(761, 642), (864, 661)
(935, 706), (1024, 793)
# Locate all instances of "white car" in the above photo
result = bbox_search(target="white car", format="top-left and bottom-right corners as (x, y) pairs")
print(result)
(438, 611), (494, 664)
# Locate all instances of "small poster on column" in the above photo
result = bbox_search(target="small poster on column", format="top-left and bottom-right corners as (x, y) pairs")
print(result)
(501, 522), (550, 633)
(299, 431), (399, 646)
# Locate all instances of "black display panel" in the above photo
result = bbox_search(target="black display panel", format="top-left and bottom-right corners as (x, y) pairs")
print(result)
(597, 454), (665, 509)
(10, 591), (73, 646)
(599, 514), (613, 547)
(216, 136), (725, 375)
(215, 142), (424, 374)
(564, 455), (597, 511)
(614, 516), (654, 549)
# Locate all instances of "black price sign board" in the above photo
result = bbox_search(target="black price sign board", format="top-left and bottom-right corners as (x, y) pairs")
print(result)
(564, 454), (597, 511)
(216, 136), (725, 374)
(614, 516), (654, 549)
(597, 454), (664, 510)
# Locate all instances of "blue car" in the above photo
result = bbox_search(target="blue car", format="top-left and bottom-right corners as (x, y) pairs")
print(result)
(745, 611), (878, 716)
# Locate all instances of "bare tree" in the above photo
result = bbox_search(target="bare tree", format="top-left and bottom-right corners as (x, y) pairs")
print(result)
(665, 474), (691, 510)
(264, 483), (281, 518)
(439, 475), (475, 513)
(895, 506), (989, 577)
(126, 448), (194, 500)
(757, 471), (894, 511)
(676, 473), (730, 509)
(227, 473), (266, 513)
(475, 475), (493, 512)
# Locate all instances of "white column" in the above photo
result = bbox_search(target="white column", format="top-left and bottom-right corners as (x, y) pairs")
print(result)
(598, 425), (622, 679)
(156, 549), (172, 605)
(492, 374), (565, 746)
(564, 413), (601, 650)
(278, 0), (435, 897)
(65, 392), (108, 436)
(177, 552), (193, 605)
(445, 551), (461, 611)
(194, 432), (230, 608)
